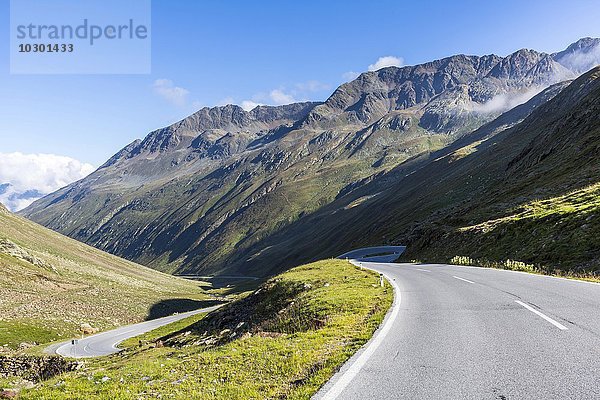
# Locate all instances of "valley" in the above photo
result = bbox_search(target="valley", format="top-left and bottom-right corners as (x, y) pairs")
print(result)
(0, 203), (214, 351)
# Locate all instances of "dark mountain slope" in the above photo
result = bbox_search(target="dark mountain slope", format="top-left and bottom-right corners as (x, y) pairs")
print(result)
(235, 67), (600, 277)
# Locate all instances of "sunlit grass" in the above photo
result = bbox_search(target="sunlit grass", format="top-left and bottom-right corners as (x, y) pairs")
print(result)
(0, 206), (211, 350)
(21, 259), (393, 399)
(441, 183), (600, 281)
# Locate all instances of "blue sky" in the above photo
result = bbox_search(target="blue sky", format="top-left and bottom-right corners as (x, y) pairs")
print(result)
(1, 0), (600, 167)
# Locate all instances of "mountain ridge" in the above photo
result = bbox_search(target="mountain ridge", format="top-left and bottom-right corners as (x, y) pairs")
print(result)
(233, 67), (600, 277)
(21, 38), (600, 277)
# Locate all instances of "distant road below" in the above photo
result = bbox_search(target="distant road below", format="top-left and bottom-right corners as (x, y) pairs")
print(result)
(48, 305), (222, 358)
(316, 262), (600, 399)
(175, 275), (261, 280)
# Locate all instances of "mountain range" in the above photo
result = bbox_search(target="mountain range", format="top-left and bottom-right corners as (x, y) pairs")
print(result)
(21, 38), (600, 278)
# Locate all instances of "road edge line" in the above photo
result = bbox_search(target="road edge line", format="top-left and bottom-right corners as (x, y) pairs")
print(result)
(315, 260), (401, 400)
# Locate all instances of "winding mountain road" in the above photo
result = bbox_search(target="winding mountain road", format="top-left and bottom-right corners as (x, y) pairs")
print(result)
(315, 262), (600, 399)
(48, 305), (222, 358)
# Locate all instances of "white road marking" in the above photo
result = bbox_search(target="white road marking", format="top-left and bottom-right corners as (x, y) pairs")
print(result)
(319, 262), (401, 400)
(416, 268), (431, 272)
(515, 300), (568, 330)
(453, 275), (475, 284)
(114, 329), (136, 336)
(449, 264), (600, 286)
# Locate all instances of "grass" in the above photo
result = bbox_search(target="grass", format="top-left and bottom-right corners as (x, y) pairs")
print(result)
(0, 207), (212, 351)
(408, 183), (600, 281)
(0, 320), (63, 350)
(450, 256), (536, 273)
(19, 259), (393, 399)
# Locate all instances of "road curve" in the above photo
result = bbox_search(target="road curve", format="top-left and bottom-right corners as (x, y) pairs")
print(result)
(315, 262), (600, 399)
(50, 305), (222, 358)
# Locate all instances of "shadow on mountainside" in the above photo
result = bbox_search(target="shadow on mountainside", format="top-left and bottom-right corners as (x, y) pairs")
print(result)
(217, 69), (600, 278)
(145, 298), (222, 320)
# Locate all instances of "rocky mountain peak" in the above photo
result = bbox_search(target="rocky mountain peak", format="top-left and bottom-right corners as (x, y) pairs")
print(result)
(553, 37), (600, 74)
(486, 48), (547, 80)
(104, 37), (600, 171)
(555, 37), (600, 57)
(99, 101), (319, 170)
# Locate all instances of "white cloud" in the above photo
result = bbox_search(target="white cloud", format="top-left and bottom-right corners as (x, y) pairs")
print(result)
(0, 152), (95, 211)
(340, 55), (403, 82)
(237, 90), (297, 109)
(342, 71), (360, 81)
(295, 80), (330, 92)
(368, 56), (404, 71)
(241, 100), (264, 111)
(557, 43), (600, 74)
(235, 80), (330, 110)
(469, 87), (544, 114)
(153, 79), (190, 107)
(269, 89), (296, 105)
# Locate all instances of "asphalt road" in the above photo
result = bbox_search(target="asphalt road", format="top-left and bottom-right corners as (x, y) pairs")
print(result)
(50, 305), (222, 358)
(315, 262), (600, 399)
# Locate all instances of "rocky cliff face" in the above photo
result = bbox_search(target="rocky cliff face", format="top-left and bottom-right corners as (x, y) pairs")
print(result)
(98, 102), (319, 177)
(21, 38), (600, 277)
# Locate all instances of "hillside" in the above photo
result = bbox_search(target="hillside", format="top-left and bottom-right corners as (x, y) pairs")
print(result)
(21, 38), (600, 277)
(234, 67), (600, 278)
(15, 260), (392, 399)
(0, 203), (212, 350)
(399, 66), (600, 274)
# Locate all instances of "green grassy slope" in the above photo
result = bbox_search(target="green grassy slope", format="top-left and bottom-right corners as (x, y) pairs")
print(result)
(0, 204), (212, 350)
(18, 259), (393, 399)
(407, 182), (600, 279)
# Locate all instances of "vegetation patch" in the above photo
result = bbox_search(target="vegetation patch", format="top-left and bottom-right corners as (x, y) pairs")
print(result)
(0, 321), (64, 351)
(20, 259), (393, 399)
(405, 183), (600, 281)
(118, 313), (207, 349)
(450, 256), (535, 273)
(448, 256), (599, 282)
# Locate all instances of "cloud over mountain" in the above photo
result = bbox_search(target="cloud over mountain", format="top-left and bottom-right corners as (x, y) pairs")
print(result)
(153, 79), (190, 107)
(0, 152), (95, 211)
(368, 56), (404, 71)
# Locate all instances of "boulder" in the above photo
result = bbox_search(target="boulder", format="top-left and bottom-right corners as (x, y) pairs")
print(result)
(79, 323), (98, 335)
